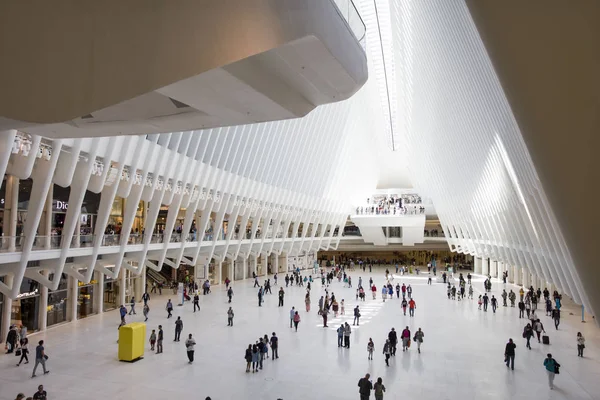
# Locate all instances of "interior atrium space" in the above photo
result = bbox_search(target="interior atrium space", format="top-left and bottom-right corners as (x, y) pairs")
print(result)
(0, 0), (598, 399)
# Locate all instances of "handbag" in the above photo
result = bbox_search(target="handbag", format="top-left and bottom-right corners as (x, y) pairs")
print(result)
(15, 349), (21, 357)
(554, 361), (560, 374)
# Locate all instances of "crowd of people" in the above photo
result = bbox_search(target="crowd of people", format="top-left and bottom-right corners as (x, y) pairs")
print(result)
(5, 253), (591, 399)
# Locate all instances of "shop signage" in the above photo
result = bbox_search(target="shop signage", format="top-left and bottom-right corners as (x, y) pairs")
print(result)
(78, 279), (98, 287)
(16, 288), (39, 299)
(54, 200), (68, 211)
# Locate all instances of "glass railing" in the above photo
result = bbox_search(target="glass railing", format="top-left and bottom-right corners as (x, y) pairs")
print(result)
(331, 0), (366, 44)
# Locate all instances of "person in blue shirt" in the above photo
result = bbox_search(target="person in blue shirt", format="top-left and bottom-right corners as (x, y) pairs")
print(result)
(543, 353), (560, 389)
(119, 305), (127, 327)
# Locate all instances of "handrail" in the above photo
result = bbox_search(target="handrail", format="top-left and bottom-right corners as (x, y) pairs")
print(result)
(331, 0), (366, 44)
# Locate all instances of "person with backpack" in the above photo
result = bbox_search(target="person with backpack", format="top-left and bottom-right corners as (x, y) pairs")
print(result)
(354, 306), (361, 326)
(544, 353), (560, 389)
(227, 307), (234, 326)
(293, 311), (301, 331)
(373, 377), (386, 400)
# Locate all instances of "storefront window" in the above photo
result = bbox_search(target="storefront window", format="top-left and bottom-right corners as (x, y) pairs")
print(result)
(103, 275), (120, 311)
(11, 277), (40, 332)
(77, 280), (97, 319)
(47, 273), (68, 327)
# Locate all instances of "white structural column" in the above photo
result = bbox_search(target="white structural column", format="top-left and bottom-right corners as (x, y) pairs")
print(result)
(7, 176), (19, 252)
(507, 264), (515, 283)
(1, 275), (13, 340)
(279, 254), (288, 273)
(217, 261), (222, 285)
(522, 269), (530, 288)
(38, 270), (49, 331)
(514, 266), (523, 285)
(96, 271), (104, 314)
(272, 255), (278, 275)
(69, 276), (78, 322)
(482, 258), (489, 276)
(119, 268), (126, 306)
(474, 257), (482, 274)
(251, 255), (257, 276)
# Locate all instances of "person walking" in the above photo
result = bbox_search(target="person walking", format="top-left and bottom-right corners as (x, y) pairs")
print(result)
(373, 377), (386, 400)
(483, 293), (489, 312)
(358, 373), (373, 400)
(353, 306), (361, 326)
(156, 325), (164, 353)
(32, 385), (47, 400)
(344, 322), (351, 348)
(491, 295), (498, 313)
(258, 287), (263, 307)
(270, 332), (279, 359)
(166, 299), (173, 318)
(227, 286), (233, 303)
(367, 338), (374, 360)
(577, 332), (585, 357)
(174, 316), (183, 341)
(245, 345), (253, 372)
(251, 344), (259, 373)
(504, 338), (516, 370)
(293, 311), (300, 331)
(289, 307), (295, 328)
(149, 329), (156, 351)
(31, 340), (49, 378)
(388, 328), (397, 356)
(142, 291), (150, 306)
(383, 340), (391, 366)
(185, 334), (196, 364)
(119, 305), (127, 327)
(413, 327), (424, 353)
(408, 298), (416, 317)
(401, 326), (411, 352)
(278, 287), (285, 307)
(552, 308), (561, 329)
(337, 325), (345, 347)
(193, 293), (200, 312)
(16, 337), (29, 366)
(227, 307), (234, 326)
(305, 292), (311, 312)
(129, 296), (137, 315)
(544, 353), (560, 389)
(534, 319), (546, 342)
(523, 323), (534, 350)
(322, 307), (329, 327)
(141, 303), (149, 322)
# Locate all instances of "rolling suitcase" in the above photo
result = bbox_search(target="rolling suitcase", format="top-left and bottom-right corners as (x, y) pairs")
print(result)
(542, 335), (550, 345)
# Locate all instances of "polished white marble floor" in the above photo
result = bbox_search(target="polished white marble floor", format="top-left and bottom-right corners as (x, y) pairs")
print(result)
(1, 268), (599, 400)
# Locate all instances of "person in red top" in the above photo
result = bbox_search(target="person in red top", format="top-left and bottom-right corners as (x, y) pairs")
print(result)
(408, 299), (416, 317)
(371, 284), (377, 300)
(401, 326), (411, 351)
(401, 284), (407, 299)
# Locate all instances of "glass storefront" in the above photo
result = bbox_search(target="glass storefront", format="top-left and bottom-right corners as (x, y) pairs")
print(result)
(103, 275), (120, 311)
(11, 277), (40, 332)
(77, 280), (97, 319)
(47, 273), (68, 327)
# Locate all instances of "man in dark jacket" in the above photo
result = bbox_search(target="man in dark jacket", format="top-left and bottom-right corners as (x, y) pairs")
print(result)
(504, 338), (516, 370)
(388, 328), (398, 356)
(358, 373), (373, 400)
(5, 325), (18, 354)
